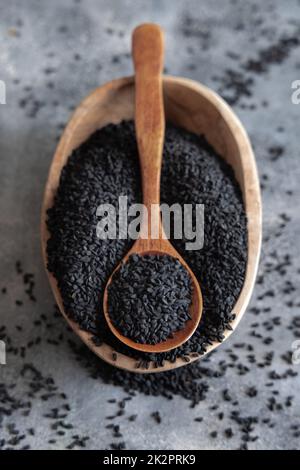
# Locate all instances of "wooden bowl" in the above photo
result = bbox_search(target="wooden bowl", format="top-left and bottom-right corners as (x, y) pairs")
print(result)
(41, 75), (262, 374)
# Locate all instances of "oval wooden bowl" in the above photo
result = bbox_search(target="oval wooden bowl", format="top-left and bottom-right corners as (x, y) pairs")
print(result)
(41, 75), (262, 374)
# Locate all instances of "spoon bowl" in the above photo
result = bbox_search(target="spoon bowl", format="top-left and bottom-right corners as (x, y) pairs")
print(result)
(41, 59), (261, 373)
(103, 245), (203, 354)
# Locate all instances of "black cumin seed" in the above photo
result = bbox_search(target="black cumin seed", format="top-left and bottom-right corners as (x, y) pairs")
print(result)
(151, 411), (162, 424)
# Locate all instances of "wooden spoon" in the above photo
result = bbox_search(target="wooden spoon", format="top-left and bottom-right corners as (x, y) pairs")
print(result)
(102, 24), (203, 353)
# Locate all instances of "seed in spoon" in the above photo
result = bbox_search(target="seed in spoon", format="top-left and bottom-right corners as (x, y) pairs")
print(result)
(107, 254), (193, 345)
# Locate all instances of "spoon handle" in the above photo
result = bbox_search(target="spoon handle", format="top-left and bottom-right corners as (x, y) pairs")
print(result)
(132, 23), (165, 238)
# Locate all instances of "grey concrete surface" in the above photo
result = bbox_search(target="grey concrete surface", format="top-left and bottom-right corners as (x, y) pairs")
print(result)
(0, 0), (300, 450)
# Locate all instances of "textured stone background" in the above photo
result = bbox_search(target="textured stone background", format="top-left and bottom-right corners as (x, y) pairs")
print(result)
(0, 0), (300, 450)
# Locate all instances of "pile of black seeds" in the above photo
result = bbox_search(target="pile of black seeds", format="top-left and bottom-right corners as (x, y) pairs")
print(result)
(46, 120), (247, 367)
(108, 254), (192, 344)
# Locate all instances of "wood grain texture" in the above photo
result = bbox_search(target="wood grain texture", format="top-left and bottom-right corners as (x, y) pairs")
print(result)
(132, 23), (165, 237)
(41, 75), (262, 373)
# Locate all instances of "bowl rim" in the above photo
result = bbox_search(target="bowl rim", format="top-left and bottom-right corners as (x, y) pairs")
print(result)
(41, 75), (262, 374)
